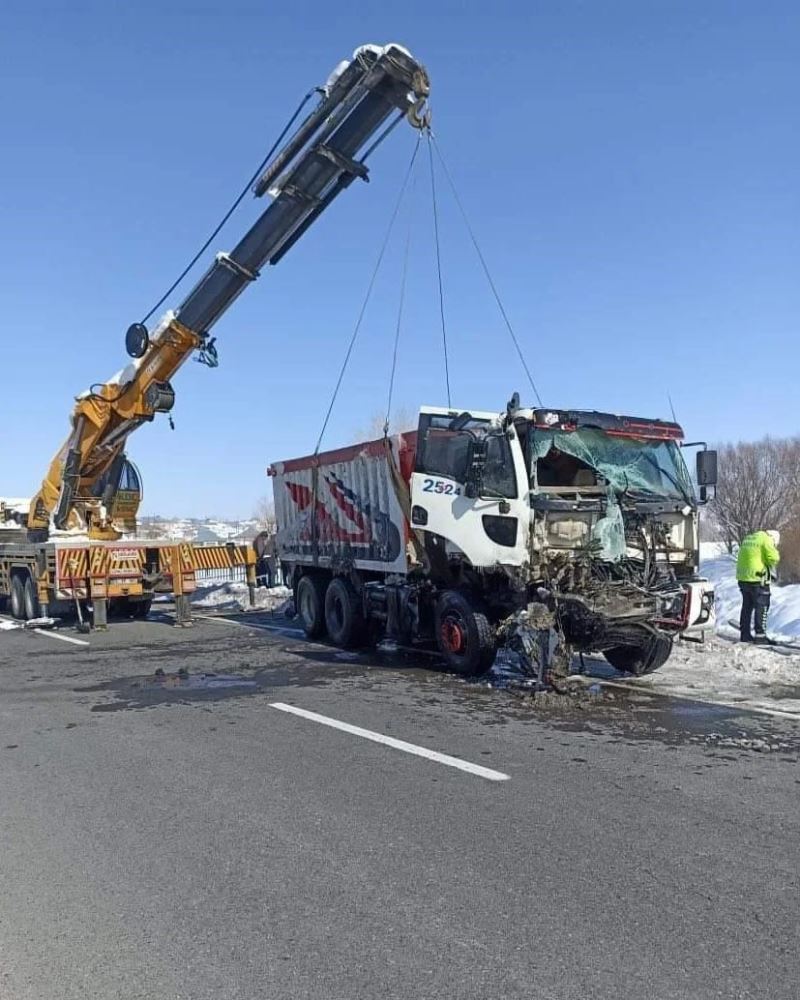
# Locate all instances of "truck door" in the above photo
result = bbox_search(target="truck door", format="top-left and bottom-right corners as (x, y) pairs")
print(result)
(409, 410), (530, 569)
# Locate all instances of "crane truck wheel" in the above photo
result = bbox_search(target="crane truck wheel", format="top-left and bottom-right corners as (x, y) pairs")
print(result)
(23, 576), (41, 621)
(296, 574), (328, 639)
(9, 575), (26, 621)
(603, 633), (673, 676)
(435, 590), (497, 676)
(324, 577), (366, 649)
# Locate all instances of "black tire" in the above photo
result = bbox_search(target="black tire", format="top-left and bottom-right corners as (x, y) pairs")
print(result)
(9, 575), (25, 620)
(604, 634), (673, 676)
(324, 577), (365, 649)
(435, 590), (497, 676)
(130, 599), (152, 620)
(296, 574), (328, 639)
(23, 576), (40, 621)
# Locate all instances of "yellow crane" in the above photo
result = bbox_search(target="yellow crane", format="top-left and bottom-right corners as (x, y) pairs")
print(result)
(18, 43), (430, 541)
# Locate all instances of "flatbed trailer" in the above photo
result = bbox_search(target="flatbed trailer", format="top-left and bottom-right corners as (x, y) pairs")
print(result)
(0, 534), (256, 628)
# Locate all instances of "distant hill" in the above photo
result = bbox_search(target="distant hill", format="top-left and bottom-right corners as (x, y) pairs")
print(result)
(133, 515), (264, 542)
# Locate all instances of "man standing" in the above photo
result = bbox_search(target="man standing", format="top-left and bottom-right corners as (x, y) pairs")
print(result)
(736, 529), (781, 644)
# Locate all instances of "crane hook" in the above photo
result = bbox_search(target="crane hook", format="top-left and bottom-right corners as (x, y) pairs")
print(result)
(406, 97), (431, 131)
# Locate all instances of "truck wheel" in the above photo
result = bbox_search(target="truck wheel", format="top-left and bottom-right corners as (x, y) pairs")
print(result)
(130, 599), (152, 619)
(435, 590), (497, 676)
(324, 577), (365, 649)
(604, 634), (673, 676)
(23, 577), (41, 621)
(9, 575), (26, 620)
(296, 574), (327, 639)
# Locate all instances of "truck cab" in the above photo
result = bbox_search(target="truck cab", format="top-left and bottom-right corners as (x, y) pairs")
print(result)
(409, 402), (716, 674)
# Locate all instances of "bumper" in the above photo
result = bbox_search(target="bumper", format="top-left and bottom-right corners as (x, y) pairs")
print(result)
(680, 579), (715, 635)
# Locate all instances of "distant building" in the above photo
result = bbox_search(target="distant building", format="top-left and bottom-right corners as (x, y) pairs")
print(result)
(193, 525), (224, 543)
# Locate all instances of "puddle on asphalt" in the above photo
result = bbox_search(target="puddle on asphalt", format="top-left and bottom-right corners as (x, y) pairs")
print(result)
(70, 612), (800, 758)
(75, 655), (374, 712)
(666, 703), (734, 719)
(142, 671), (258, 691)
(450, 656), (800, 758)
(82, 670), (260, 712)
(760, 684), (800, 701)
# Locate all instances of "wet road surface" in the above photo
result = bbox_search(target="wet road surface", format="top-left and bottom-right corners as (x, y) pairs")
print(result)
(1, 608), (798, 999)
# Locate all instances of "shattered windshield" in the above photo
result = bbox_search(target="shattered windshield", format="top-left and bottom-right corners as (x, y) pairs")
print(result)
(529, 427), (694, 501)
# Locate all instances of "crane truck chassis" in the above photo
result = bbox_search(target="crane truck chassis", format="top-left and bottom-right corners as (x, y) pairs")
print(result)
(271, 397), (718, 681)
(0, 523), (256, 628)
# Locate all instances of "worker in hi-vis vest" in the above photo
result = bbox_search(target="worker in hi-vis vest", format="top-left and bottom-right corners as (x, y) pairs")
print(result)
(736, 529), (781, 644)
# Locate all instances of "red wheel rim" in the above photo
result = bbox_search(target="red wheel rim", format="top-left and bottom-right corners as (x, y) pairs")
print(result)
(441, 616), (466, 654)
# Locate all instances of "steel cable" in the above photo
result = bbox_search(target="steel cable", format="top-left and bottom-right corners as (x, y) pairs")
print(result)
(314, 135), (422, 454)
(140, 88), (319, 325)
(429, 134), (543, 407)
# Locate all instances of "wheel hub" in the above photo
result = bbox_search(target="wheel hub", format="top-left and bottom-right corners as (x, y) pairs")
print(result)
(441, 617), (465, 654)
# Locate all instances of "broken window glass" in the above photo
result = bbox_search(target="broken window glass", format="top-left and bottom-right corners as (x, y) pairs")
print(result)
(592, 488), (627, 561)
(529, 427), (693, 501)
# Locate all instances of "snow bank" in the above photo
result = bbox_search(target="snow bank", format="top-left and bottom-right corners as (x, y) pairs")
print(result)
(628, 634), (800, 716)
(0, 497), (30, 530)
(611, 544), (800, 715)
(700, 542), (800, 641)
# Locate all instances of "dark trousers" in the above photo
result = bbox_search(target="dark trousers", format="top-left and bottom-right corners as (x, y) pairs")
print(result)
(739, 582), (770, 637)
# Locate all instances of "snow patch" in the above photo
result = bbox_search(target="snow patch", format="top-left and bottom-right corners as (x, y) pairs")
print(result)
(700, 547), (800, 641)
(614, 635), (800, 716)
(597, 546), (800, 715)
(191, 583), (291, 614)
(0, 497), (30, 528)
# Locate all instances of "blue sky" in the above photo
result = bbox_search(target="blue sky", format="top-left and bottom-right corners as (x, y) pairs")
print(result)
(1, 1), (797, 518)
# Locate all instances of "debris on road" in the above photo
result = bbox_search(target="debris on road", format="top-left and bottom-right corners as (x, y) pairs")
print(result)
(1, 616), (60, 632)
(191, 583), (291, 614)
(495, 601), (571, 691)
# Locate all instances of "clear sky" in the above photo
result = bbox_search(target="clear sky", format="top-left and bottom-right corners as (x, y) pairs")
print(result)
(1, 1), (797, 518)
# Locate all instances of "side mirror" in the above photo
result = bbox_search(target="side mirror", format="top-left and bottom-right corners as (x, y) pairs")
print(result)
(464, 438), (487, 499)
(696, 449), (718, 504)
(696, 449), (717, 487)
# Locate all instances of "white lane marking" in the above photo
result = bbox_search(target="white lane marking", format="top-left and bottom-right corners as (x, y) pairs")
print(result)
(0, 614), (89, 646)
(270, 702), (510, 782)
(194, 614), (305, 637)
(32, 629), (90, 646)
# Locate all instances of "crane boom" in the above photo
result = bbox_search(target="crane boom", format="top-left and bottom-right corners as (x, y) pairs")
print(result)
(25, 43), (430, 540)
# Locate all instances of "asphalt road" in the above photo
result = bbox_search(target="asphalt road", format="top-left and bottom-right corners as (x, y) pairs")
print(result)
(1, 608), (799, 1000)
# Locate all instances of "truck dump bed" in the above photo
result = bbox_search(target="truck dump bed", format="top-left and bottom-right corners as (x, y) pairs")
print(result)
(270, 433), (417, 575)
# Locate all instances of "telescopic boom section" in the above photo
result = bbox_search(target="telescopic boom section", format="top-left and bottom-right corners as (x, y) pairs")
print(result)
(26, 44), (430, 539)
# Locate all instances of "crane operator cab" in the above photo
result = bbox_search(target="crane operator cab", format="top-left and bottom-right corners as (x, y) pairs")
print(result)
(91, 458), (142, 535)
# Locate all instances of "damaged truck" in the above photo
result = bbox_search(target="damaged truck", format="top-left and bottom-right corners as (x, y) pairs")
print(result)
(270, 396), (717, 681)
